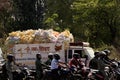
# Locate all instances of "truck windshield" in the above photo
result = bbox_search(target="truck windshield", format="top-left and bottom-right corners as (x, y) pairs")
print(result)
(74, 50), (83, 58)
(68, 49), (83, 59)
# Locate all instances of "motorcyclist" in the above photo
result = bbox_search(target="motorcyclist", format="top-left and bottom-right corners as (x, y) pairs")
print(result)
(51, 53), (66, 80)
(45, 53), (53, 66)
(6, 54), (17, 80)
(89, 51), (100, 69)
(98, 51), (109, 80)
(69, 53), (89, 79)
(35, 53), (48, 80)
(69, 53), (84, 69)
(103, 49), (112, 64)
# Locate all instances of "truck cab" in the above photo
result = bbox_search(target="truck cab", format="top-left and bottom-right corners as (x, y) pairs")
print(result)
(66, 42), (94, 66)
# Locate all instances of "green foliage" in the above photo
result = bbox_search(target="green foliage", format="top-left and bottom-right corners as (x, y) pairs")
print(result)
(44, 13), (59, 29)
(0, 6), (14, 37)
(71, 0), (120, 47)
(44, 0), (74, 31)
(0, 0), (120, 49)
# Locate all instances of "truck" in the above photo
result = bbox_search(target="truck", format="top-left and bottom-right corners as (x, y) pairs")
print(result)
(11, 42), (94, 69)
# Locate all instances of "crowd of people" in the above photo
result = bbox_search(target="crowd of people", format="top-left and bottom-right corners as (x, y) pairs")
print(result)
(89, 50), (112, 80)
(4, 49), (117, 80)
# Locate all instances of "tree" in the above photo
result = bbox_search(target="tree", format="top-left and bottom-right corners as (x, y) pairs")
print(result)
(44, 0), (75, 31)
(0, 0), (13, 37)
(71, 0), (120, 47)
(12, 0), (45, 30)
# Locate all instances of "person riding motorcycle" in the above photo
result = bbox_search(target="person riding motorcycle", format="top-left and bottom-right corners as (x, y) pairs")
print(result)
(6, 54), (17, 80)
(103, 49), (112, 65)
(35, 53), (48, 80)
(98, 51), (109, 80)
(89, 51), (100, 69)
(69, 53), (84, 69)
(69, 53), (89, 79)
(45, 53), (53, 66)
(51, 53), (66, 80)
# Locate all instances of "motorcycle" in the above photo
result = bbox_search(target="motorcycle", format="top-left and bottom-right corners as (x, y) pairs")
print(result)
(43, 65), (72, 80)
(87, 69), (104, 80)
(1, 63), (35, 80)
(67, 66), (91, 80)
(18, 66), (35, 80)
(110, 61), (120, 80)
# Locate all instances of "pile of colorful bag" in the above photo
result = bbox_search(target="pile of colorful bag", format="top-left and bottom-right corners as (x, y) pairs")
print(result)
(6, 29), (74, 46)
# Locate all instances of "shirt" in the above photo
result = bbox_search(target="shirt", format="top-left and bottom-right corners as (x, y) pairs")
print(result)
(35, 59), (43, 71)
(89, 57), (99, 69)
(6, 61), (17, 72)
(51, 59), (59, 70)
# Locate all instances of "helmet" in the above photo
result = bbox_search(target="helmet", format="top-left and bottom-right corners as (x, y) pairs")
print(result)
(48, 53), (53, 55)
(99, 51), (106, 56)
(73, 53), (80, 59)
(54, 53), (60, 60)
(94, 51), (100, 56)
(104, 49), (110, 55)
(48, 53), (53, 60)
(111, 62), (118, 68)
